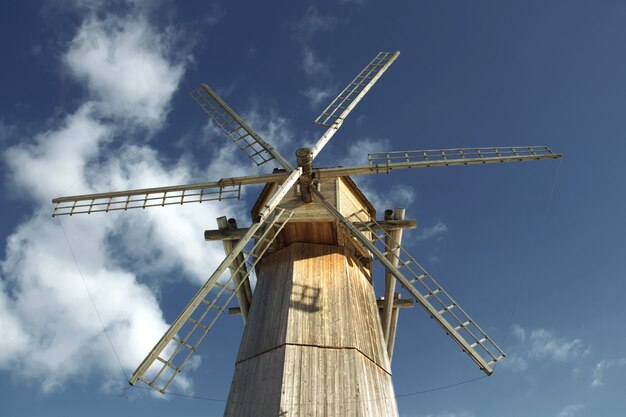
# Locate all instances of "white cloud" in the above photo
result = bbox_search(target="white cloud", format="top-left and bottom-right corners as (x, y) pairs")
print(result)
(5, 103), (109, 202)
(301, 47), (330, 77)
(591, 358), (626, 388)
(202, 3), (225, 27)
(528, 329), (587, 362)
(502, 325), (588, 373)
(92, 145), (246, 284)
(555, 404), (584, 417)
(292, 6), (335, 41)
(65, 14), (185, 129)
(0, 1), (238, 395)
(365, 184), (416, 214)
(0, 211), (174, 393)
(428, 255), (440, 264)
(414, 221), (447, 241)
(0, 120), (16, 145)
(502, 354), (528, 372)
(301, 86), (334, 109)
(345, 137), (389, 166)
(511, 324), (526, 343)
(0, 281), (29, 363)
(241, 104), (295, 159)
(292, 8), (336, 111)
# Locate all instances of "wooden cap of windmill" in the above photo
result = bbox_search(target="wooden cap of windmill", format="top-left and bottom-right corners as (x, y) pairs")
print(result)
(251, 147), (376, 261)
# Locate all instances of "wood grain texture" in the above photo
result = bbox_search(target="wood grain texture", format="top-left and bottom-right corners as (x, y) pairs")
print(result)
(280, 222), (337, 246)
(224, 243), (398, 417)
(251, 176), (375, 224)
(337, 177), (372, 221)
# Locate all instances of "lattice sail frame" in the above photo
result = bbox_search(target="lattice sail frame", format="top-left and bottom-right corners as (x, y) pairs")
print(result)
(52, 183), (241, 217)
(130, 207), (293, 392)
(368, 146), (558, 166)
(190, 84), (293, 170)
(350, 210), (506, 371)
(315, 52), (399, 127)
(311, 188), (505, 375)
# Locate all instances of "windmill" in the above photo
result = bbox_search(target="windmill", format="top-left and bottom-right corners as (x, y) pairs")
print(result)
(52, 51), (561, 416)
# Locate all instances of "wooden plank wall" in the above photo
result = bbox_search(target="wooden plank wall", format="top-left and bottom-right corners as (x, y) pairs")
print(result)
(224, 243), (398, 417)
(337, 177), (373, 221)
(280, 222), (337, 246)
(285, 245), (388, 368)
(273, 179), (338, 222)
(253, 176), (375, 224)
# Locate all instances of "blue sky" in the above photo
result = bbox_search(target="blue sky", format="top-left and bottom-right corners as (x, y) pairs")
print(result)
(1, 1), (625, 416)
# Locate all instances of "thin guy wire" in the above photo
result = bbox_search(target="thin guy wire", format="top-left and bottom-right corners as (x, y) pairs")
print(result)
(57, 217), (131, 382)
(396, 375), (488, 398)
(130, 373), (488, 404)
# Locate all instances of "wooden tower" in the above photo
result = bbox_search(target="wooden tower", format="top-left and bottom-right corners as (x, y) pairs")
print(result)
(223, 176), (399, 416)
(51, 51), (562, 416)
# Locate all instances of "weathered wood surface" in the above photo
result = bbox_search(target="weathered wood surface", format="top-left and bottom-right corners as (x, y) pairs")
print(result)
(228, 297), (414, 315)
(224, 243), (398, 417)
(381, 208), (405, 360)
(250, 176), (376, 224)
(204, 219), (416, 241)
(280, 222), (337, 246)
(337, 177), (373, 221)
(216, 216), (251, 323)
(252, 178), (338, 223)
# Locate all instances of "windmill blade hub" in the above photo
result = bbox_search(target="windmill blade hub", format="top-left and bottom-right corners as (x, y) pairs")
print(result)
(295, 147), (314, 203)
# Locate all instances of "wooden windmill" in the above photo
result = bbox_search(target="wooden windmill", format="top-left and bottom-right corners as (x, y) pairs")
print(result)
(52, 51), (561, 416)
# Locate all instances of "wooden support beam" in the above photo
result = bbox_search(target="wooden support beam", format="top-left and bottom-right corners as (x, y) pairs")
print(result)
(204, 219), (416, 241)
(296, 148), (314, 203)
(387, 293), (402, 364)
(381, 208), (405, 361)
(217, 216), (252, 323)
(375, 296), (415, 309)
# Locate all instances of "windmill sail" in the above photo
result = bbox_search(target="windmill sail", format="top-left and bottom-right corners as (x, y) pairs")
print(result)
(368, 146), (559, 166)
(312, 189), (505, 375)
(311, 145), (562, 177)
(309, 51), (400, 160)
(50, 170), (295, 217)
(314, 51), (399, 128)
(191, 84), (294, 170)
(52, 182), (241, 217)
(130, 207), (293, 393)
(130, 167), (302, 393)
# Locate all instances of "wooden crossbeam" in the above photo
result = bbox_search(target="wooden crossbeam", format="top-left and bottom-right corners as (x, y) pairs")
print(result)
(204, 219), (416, 241)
